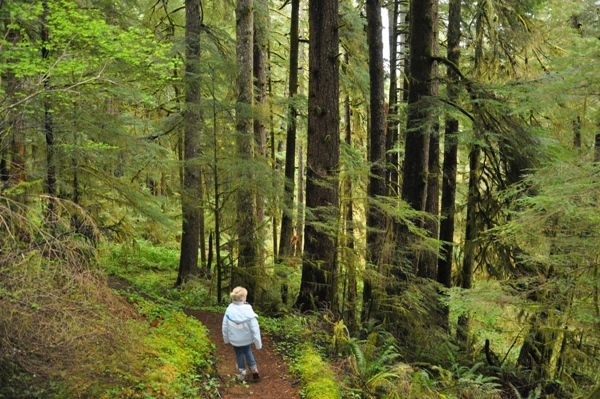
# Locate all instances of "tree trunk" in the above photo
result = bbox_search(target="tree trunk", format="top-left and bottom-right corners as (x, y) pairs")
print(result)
(279, 0), (300, 259)
(42, 0), (57, 227)
(235, 0), (258, 302)
(363, 0), (387, 320)
(296, 0), (340, 312)
(457, 144), (480, 345)
(401, 0), (436, 213)
(212, 82), (224, 303)
(295, 144), (304, 257)
(270, 79), (278, 262)
(3, 28), (25, 190)
(176, 0), (203, 286)
(419, 0), (440, 279)
(573, 116), (581, 148)
(395, 0), (436, 276)
(207, 230), (213, 277)
(462, 145), (480, 292)
(279, 0), (300, 305)
(0, 147), (7, 186)
(458, 5), (485, 346)
(420, 129), (439, 279)
(437, 0), (461, 289)
(254, 0), (268, 271)
(386, 0), (400, 196)
(199, 170), (206, 274)
(342, 53), (357, 331)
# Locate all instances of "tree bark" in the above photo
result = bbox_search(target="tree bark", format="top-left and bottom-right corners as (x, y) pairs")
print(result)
(278, 0), (300, 259)
(211, 81), (224, 303)
(401, 0), (436, 213)
(394, 0), (437, 278)
(457, 143), (480, 346)
(342, 52), (357, 330)
(295, 144), (304, 257)
(198, 171), (206, 274)
(254, 0), (268, 271)
(386, 0), (400, 196)
(296, 0), (340, 312)
(235, 0), (258, 301)
(457, 5), (485, 345)
(437, 0), (461, 289)
(363, 0), (387, 320)
(419, 0), (440, 280)
(176, 0), (203, 286)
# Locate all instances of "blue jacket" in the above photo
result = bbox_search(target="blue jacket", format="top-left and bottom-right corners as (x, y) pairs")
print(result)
(222, 301), (262, 349)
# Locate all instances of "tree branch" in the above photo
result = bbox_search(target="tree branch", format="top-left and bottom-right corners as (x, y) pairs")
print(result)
(2, 61), (111, 112)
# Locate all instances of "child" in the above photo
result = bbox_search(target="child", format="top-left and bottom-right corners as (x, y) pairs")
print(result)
(222, 286), (262, 382)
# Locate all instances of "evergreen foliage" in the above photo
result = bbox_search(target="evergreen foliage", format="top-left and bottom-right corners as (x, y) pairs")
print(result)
(2, 0), (600, 397)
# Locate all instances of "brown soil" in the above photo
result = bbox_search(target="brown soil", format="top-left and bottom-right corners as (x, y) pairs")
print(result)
(184, 308), (302, 399)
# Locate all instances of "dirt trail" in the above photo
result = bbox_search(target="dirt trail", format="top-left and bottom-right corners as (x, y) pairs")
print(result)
(108, 276), (301, 398)
(184, 309), (302, 399)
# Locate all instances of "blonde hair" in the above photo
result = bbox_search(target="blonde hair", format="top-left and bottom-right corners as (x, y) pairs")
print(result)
(230, 286), (248, 302)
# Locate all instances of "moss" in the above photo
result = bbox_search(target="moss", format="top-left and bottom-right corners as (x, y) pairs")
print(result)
(294, 345), (342, 399)
(144, 312), (214, 376)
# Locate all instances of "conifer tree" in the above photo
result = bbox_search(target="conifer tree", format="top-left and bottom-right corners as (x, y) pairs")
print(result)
(278, 0), (300, 259)
(41, 0), (57, 227)
(419, 0), (440, 280)
(363, 0), (387, 320)
(437, 0), (461, 290)
(296, 0), (340, 312)
(386, 0), (400, 195)
(235, 0), (259, 301)
(394, 0), (438, 277)
(254, 0), (268, 270)
(341, 52), (358, 328)
(176, 0), (203, 286)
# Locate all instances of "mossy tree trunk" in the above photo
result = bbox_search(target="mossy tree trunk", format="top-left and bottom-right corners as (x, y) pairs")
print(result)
(254, 0), (268, 271)
(235, 0), (259, 302)
(176, 0), (203, 286)
(363, 0), (387, 321)
(278, 0), (300, 260)
(342, 68), (357, 330)
(296, 0), (340, 312)
(419, 0), (440, 279)
(42, 0), (57, 228)
(391, 0), (437, 289)
(437, 0), (461, 291)
(385, 0), (400, 196)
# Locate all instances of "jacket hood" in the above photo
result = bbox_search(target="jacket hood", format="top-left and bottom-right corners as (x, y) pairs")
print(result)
(226, 302), (258, 324)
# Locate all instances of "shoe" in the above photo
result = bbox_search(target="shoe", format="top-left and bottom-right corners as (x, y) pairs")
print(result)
(236, 369), (248, 382)
(250, 365), (260, 381)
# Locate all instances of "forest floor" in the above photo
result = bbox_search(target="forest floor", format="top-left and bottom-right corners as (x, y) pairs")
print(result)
(108, 276), (302, 399)
(184, 308), (302, 399)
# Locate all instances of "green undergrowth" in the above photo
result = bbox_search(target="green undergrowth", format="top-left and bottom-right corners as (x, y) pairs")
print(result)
(101, 240), (504, 399)
(261, 314), (342, 399)
(102, 240), (212, 308)
(102, 308), (215, 399)
(262, 313), (504, 399)
(294, 345), (343, 399)
(0, 240), (217, 399)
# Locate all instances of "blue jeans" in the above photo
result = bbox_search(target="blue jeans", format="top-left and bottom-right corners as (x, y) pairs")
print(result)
(233, 345), (256, 371)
